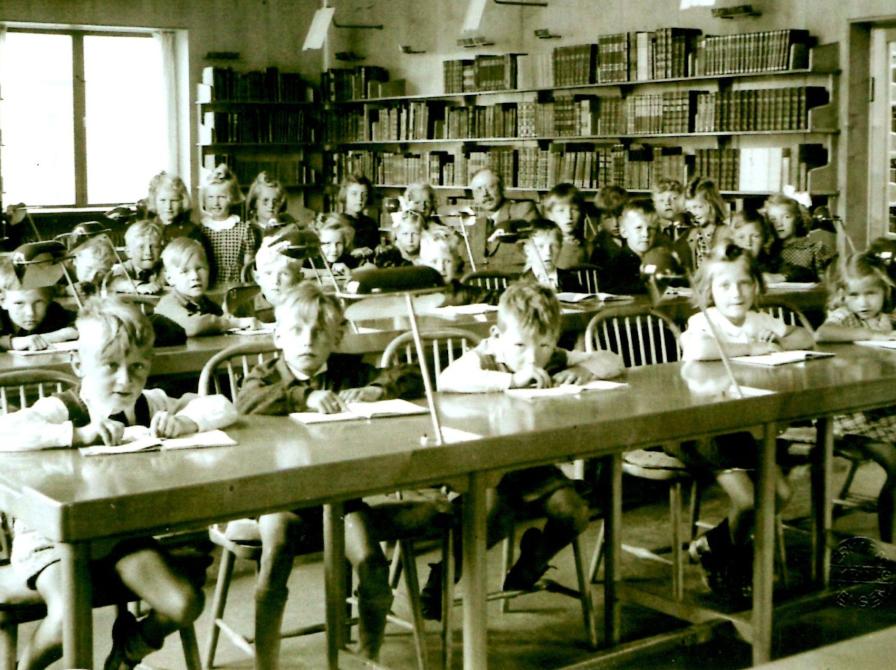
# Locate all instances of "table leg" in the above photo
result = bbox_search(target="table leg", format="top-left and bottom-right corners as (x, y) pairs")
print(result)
(324, 502), (347, 670)
(463, 471), (488, 670)
(602, 454), (622, 647)
(60, 541), (93, 669)
(811, 416), (833, 587)
(752, 424), (776, 665)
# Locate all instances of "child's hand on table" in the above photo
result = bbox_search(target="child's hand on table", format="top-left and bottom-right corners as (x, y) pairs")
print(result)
(135, 280), (162, 295)
(307, 390), (348, 414)
(339, 386), (383, 403)
(511, 366), (552, 389)
(553, 368), (591, 386)
(151, 411), (199, 438)
(12, 334), (48, 351)
(748, 338), (783, 355)
(73, 418), (125, 446)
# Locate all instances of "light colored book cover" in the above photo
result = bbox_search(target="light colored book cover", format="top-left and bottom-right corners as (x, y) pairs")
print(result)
(80, 426), (236, 456)
(290, 399), (427, 424)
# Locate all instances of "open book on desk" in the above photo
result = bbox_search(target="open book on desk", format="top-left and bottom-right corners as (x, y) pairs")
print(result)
(505, 379), (628, 399)
(765, 281), (818, 291)
(80, 426), (237, 456)
(732, 350), (835, 366)
(556, 292), (633, 304)
(290, 399), (427, 424)
(428, 303), (498, 318)
(8, 340), (80, 356)
(855, 340), (896, 350)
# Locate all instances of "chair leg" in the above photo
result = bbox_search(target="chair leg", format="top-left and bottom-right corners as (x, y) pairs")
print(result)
(204, 547), (236, 670)
(501, 526), (515, 613)
(389, 540), (403, 591)
(689, 479), (702, 540)
(0, 623), (17, 670)
(588, 521), (605, 584)
(775, 516), (789, 590)
(838, 458), (862, 501)
(670, 481), (684, 601)
(180, 625), (202, 670)
(571, 537), (598, 648)
(440, 528), (454, 670)
(398, 540), (429, 670)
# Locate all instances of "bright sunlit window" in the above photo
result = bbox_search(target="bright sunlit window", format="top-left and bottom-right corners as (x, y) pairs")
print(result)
(1, 29), (171, 207)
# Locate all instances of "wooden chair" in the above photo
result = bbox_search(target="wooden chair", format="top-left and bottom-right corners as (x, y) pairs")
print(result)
(200, 341), (449, 670)
(564, 264), (601, 294)
(583, 309), (696, 599)
(0, 370), (202, 670)
(460, 271), (515, 292)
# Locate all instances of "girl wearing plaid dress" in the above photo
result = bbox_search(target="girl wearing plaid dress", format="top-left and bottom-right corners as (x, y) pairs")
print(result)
(817, 251), (896, 541)
(200, 164), (256, 286)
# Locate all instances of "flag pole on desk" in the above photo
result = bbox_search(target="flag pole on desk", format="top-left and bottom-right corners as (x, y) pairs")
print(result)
(341, 267), (447, 446)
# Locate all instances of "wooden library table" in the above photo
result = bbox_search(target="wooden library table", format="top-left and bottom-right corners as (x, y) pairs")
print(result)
(1, 343), (895, 668)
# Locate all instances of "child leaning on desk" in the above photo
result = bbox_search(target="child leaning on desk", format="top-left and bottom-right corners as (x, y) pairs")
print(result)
(678, 243), (813, 603)
(816, 251), (896, 543)
(0, 296), (237, 670)
(419, 282), (624, 620)
(154, 237), (254, 336)
(0, 256), (77, 352)
(105, 219), (166, 295)
(416, 226), (501, 307)
(236, 281), (423, 665)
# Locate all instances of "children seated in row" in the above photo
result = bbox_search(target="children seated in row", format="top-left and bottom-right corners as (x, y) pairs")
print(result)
(674, 177), (728, 273)
(0, 296), (237, 669)
(106, 220), (166, 295)
(0, 256), (78, 352)
(764, 193), (834, 282)
(817, 252), (896, 542)
(200, 164), (257, 286)
(340, 174), (380, 252)
(651, 177), (688, 241)
(237, 282), (424, 665)
(146, 171), (205, 246)
(154, 238), (254, 336)
(420, 282), (624, 619)
(678, 243), (813, 601)
(542, 183), (591, 269)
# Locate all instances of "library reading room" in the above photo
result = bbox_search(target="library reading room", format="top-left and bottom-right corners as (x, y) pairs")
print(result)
(3, 1), (896, 668)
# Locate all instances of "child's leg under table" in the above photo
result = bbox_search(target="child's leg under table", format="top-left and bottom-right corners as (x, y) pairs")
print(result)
(19, 563), (65, 670)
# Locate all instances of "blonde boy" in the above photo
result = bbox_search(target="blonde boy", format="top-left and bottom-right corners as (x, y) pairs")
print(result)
(69, 235), (115, 298)
(421, 283), (623, 619)
(0, 255), (77, 352)
(106, 220), (165, 295)
(0, 296), (236, 669)
(416, 227), (499, 306)
(154, 238), (253, 336)
(251, 234), (305, 318)
(237, 283), (423, 665)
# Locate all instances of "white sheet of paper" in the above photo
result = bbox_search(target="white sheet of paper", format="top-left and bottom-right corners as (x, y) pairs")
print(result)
(290, 399), (427, 424)
(79, 427), (236, 456)
(766, 282), (818, 291)
(855, 340), (896, 350)
(430, 303), (498, 317)
(505, 380), (627, 399)
(8, 340), (79, 356)
(732, 350), (834, 366)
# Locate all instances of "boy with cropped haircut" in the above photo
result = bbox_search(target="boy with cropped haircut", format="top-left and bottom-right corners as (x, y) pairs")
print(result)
(0, 296), (236, 669)
(422, 283), (623, 619)
(0, 254), (78, 352)
(106, 219), (165, 295)
(237, 282), (423, 665)
(68, 235), (115, 298)
(652, 177), (688, 240)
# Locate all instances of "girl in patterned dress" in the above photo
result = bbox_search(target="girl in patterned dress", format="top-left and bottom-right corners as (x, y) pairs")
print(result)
(674, 177), (729, 273)
(199, 164), (256, 286)
(817, 251), (896, 541)
(764, 194), (834, 282)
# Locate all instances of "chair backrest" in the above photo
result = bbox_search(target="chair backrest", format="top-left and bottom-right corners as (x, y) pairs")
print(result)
(198, 340), (279, 401)
(565, 264), (601, 294)
(585, 308), (682, 368)
(380, 328), (482, 391)
(460, 271), (515, 292)
(0, 369), (79, 416)
(757, 298), (814, 334)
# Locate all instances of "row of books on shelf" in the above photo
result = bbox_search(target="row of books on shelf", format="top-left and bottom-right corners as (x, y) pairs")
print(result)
(326, 143), (827, 194)
(443, 54), (520, 93)
(202, 154), (320, 188)
(321, 66), (406, 102)
(322, 85), (826, 142)
(199, 110), (318, 144)
(199, 66), (316, 102)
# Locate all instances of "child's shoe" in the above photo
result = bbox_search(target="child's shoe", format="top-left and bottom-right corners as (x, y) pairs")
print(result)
(103, 611), (161, 670)
(420, 562), (443, 621)
(502, 528), (551, 591)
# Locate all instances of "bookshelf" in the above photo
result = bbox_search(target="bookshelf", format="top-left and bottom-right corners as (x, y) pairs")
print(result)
(322, 32), (839, 209)
(196, 66), (323, 196)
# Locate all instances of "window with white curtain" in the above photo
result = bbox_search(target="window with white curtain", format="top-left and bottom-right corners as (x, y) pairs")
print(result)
(0, 28), (176, 208)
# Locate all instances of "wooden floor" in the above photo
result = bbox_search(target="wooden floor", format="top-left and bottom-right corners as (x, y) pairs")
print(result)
(21, 455), (896, 669)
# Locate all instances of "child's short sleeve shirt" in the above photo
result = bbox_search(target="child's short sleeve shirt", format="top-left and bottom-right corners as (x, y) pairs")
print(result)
(682, 307), (788, 346)
(824, 306), (893, 333)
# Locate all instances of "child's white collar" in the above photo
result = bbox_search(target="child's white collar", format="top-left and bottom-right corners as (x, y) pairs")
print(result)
(202, 214), (240, 231)
(286, 360), (328, 381)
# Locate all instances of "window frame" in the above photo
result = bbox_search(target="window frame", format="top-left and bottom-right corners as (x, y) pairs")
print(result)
(2, 26), (158, 209)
